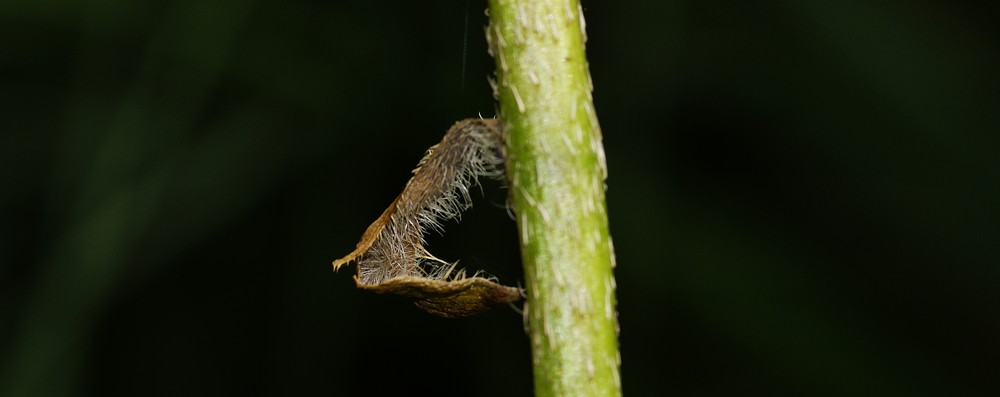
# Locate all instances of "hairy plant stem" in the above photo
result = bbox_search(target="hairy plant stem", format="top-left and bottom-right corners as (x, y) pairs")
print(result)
(486, 1), (621, 395)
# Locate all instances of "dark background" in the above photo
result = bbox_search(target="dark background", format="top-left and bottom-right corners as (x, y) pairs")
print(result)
(1, 0), (997, 395)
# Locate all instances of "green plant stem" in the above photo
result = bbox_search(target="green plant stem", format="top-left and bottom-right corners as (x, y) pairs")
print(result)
(486, 1), (621, 395)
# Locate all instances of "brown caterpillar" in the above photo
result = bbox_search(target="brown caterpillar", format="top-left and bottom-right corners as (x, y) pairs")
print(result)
(332, 118), (522, 318)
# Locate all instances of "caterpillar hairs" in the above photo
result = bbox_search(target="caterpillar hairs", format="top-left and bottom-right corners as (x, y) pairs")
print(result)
(332, 118), (522, 318)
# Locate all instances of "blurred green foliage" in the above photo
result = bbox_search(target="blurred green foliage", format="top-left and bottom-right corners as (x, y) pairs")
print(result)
(1, 0), (997, 396)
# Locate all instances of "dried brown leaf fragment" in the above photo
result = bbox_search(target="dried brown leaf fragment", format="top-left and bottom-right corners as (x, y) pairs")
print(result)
(333, 118), (522, 317)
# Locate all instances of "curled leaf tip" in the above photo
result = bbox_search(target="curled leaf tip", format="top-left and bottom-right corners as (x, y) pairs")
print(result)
(356, 276), (522, 318)
(332, 118), (522, 317)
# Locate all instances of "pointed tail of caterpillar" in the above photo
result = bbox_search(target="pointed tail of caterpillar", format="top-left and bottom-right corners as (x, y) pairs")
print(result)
(332, 118), (522, 318)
